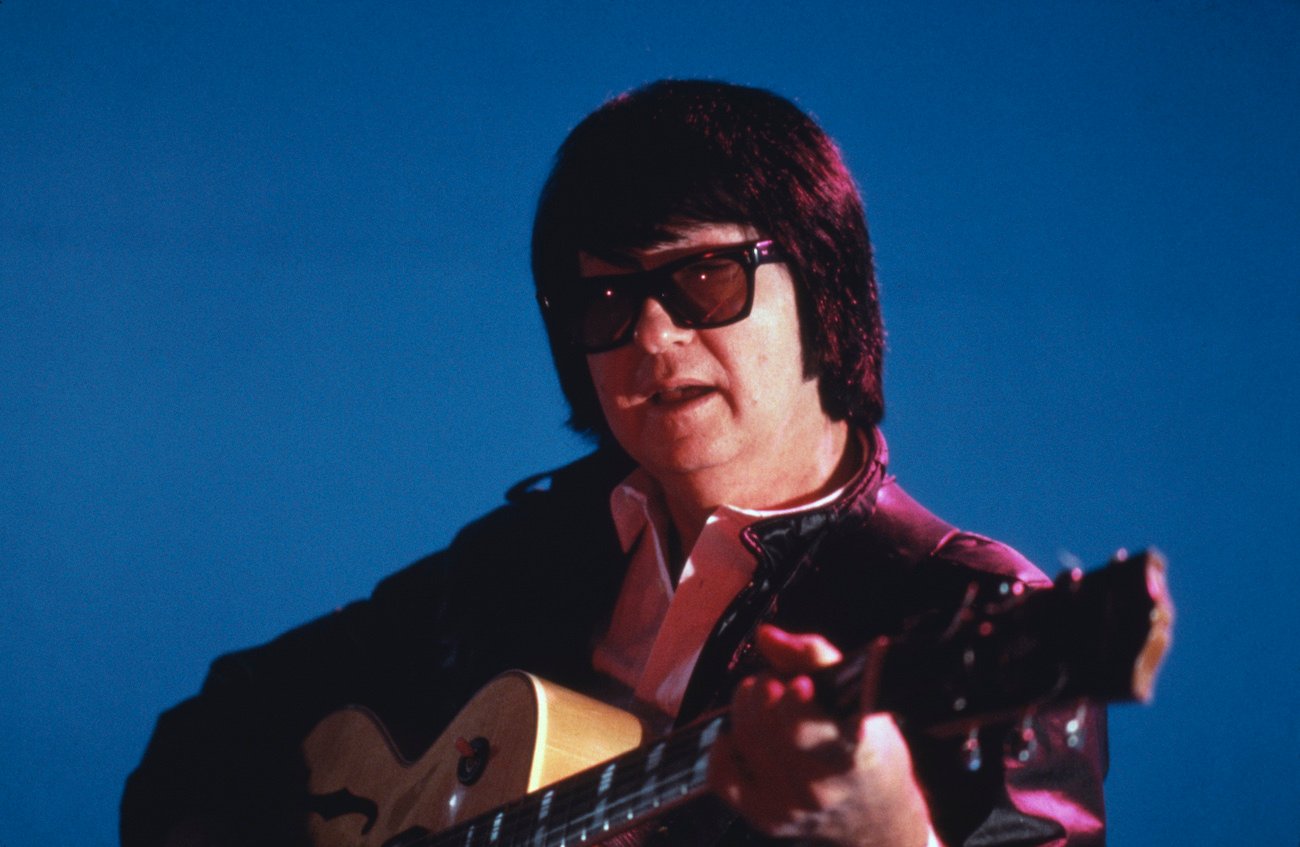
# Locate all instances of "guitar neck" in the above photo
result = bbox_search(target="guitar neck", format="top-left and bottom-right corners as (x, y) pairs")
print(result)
(420, 713), (726, 847)
(405, 550), (1170, 847)
(819, 549), (1170, 732)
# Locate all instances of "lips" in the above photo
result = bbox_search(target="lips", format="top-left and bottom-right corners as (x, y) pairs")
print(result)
(652, 384), (714, 405)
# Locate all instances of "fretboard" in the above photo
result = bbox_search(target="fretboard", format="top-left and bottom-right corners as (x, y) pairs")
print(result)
(383, 549), (1169, 847)
(412, 713), (727, 847)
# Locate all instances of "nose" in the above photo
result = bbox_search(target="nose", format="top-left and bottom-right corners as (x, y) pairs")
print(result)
(632, 296), (693, 353)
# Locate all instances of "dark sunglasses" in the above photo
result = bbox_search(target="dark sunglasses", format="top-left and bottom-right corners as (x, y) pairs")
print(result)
(540, 240), (785, 353)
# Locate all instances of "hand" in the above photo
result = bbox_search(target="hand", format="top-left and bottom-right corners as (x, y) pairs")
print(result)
(708, 625), (938, 847)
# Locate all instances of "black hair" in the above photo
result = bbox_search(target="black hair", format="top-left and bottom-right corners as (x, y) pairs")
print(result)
(532, 79), (884, 440)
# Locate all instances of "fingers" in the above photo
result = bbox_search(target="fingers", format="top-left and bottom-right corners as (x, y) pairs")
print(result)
(713, 708), (931, 844)
(707, 732), (750, 808)
(731, 672), (840, 760)
(708, 730), (824, 836)
(753, 624), (843, 675)
(711, 627), (935, 844)
(736, 626), (850, 774)
(729, 674), (796, 756)
(717, 668), (852, 810)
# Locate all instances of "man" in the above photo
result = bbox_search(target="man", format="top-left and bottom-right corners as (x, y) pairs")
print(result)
(123, 80), (1106, 846)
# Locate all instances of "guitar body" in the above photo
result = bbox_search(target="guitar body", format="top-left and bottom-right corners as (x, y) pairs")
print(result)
(296, 552), (1170, 847)
(303, 671), (644, 846)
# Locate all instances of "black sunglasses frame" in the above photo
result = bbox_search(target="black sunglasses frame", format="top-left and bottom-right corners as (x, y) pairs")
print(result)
(539, 239), (784, 353)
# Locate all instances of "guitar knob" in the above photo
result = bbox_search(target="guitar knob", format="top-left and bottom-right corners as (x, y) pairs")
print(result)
(962, 728), (982, 771)
(1065, 702), (1089, 749)
(1014, 714), (1039, 763)
(455, 736), (490, 785)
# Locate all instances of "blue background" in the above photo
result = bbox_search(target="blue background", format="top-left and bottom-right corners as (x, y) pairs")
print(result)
(3, 2), (1297, 844)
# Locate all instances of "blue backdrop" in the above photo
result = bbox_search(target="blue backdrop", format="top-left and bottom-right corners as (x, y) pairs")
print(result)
(3, 2), (1297, 844)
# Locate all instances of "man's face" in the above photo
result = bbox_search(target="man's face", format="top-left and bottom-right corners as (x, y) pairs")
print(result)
(583, 222), (835, 500)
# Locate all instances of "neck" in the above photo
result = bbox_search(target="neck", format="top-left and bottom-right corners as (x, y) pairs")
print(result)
(661, 421), (858, 551)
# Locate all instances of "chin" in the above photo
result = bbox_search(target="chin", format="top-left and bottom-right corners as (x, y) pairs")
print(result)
(641, 439), (737, 479)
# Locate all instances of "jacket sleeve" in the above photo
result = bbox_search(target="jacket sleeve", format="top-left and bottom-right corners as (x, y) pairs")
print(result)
(118, 495), (532, 847)
(120, 452), (630, 847)
(118, 540), (463, 847)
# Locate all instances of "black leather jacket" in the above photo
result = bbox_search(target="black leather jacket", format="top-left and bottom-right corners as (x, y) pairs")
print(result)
(122, 437), (1106, 846)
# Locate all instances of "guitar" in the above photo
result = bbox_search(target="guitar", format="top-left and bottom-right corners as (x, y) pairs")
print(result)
(302, 550), (1173, 847)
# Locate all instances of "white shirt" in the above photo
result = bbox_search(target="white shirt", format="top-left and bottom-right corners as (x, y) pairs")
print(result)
(591, 467), (850, 718)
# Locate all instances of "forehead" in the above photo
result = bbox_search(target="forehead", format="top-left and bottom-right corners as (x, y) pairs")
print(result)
(578, 222), (758, 276)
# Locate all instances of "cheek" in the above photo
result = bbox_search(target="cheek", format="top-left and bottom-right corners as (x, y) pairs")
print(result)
(734, 273), (806, 378)
(586, 358), (614, 408)
(728, 317), (802, 400)
(586, 355), (633, 423)
(726, 350), (810, 430)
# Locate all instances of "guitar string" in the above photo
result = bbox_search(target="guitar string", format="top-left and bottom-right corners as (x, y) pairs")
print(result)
(537, 718), (720, 844)
(417, 760), (699, 847)
(503, 758), (704, 847)
(432, 663), (886, 847)
(314, 559), (1155, 845)
(523, 744), (707, 847)
(386, 615), (887, 845)
(442, 739), (708, 847)
(417, 726), (714, 847)
(401, 682), (855, 847)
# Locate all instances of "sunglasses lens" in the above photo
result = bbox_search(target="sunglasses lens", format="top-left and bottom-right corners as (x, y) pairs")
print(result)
(664, 258), (751, 326)
(581, 284), (642, 351)
(559, 244), (770, 352)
